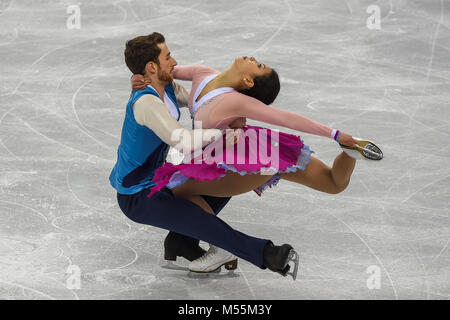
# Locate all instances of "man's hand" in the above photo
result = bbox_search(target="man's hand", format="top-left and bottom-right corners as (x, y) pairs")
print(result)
(225, 128), (244, 145)
(337, 133), (358, 147)
(228, 117), (247, 129)
(131, 74), (148, 91)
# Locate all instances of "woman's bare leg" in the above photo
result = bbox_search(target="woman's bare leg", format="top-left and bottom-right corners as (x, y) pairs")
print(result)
(280, 152), (356, 194)
(185, 195), (215, 214)
(172, 152), (355, 200)
(172, 171), (274, 198)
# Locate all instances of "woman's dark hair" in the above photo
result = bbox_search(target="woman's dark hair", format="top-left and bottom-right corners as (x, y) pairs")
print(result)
(124, 32), (165, 75)
(238, 69), (280, 105)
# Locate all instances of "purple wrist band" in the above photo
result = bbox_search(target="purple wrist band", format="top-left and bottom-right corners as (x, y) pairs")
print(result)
(334, 130), (341, 141)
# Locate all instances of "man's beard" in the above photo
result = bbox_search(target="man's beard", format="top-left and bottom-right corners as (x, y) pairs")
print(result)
(158, 69), (173, 83)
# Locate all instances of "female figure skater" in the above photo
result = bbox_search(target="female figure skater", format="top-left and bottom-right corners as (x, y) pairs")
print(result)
(132, 56), (383, 274)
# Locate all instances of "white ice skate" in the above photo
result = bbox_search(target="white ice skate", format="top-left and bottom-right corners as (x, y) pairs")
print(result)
(340, 137), (383, 160)
(189, 245), (238, 273)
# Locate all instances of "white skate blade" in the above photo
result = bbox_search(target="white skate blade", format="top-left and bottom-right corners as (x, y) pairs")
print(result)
(189, 268), (221, 275)
(188, 269), (240, 279)
(355, 145), (383, 159)
(161, 261), (189, 271)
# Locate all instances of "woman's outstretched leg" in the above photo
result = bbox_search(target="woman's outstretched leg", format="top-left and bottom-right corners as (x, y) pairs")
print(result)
(172, 171), (275, 198)
(186, 195), (215, 214)
(280, 152), (356, 194)
(172, 152), (355, 198)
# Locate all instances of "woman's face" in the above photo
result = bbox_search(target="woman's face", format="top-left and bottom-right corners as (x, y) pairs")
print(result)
(234, 56), (272, 79)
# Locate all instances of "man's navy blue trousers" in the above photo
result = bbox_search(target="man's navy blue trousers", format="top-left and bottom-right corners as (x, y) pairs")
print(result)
(117, 187), (269, 268)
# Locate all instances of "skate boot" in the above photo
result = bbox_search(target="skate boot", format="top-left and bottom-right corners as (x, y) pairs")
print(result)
(164, 231), (206, 262)
(263, 242), (299, 280)
(340, 137), (383, 160)
(189, 245), (238, 273)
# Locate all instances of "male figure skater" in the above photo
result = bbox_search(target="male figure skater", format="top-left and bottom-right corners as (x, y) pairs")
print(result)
(109, 32), (299, 279)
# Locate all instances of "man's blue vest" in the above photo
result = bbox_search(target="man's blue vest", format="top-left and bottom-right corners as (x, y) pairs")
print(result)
(109, 84), (180, 195)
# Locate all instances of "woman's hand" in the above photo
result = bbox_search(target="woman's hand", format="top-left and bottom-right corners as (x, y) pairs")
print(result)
(131, 74), (148, 91)
(228, 117), (247, 129)
(337, 133), (359, 148)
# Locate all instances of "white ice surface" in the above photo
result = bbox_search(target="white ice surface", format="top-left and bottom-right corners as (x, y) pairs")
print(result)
(0, 0), (449, 299)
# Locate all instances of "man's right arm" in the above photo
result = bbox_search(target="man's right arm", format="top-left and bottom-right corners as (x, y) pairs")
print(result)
(133, 95), (223, 154)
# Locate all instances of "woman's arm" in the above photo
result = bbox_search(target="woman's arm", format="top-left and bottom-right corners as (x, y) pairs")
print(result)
(172, 65), (217, 81)
(129, 66), (199, 89)
(213, 94), (336, 139)
(131, 65), (217, 90)
(172, 65), (196, 81)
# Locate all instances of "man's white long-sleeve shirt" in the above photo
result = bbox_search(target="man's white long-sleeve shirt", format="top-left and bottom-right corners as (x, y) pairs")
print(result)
(132, 82), (223, 155)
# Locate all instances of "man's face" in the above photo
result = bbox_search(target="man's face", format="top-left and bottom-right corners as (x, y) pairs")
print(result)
(156, 42), (177, 83)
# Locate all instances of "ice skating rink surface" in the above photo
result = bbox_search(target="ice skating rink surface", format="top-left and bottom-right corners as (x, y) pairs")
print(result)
(0, 0), (449, 299)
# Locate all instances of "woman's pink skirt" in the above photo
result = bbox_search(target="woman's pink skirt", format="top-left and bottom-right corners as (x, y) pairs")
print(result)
(147, 125), (314, 198)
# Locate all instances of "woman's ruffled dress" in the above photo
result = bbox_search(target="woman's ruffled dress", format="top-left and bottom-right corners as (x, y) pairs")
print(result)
(148, 124), (314, 197)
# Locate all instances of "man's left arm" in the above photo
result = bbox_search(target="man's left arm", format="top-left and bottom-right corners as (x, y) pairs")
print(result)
(172, 81), (189, 109)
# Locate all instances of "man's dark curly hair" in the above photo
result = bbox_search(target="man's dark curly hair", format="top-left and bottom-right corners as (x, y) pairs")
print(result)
(124, 32), (165, 75)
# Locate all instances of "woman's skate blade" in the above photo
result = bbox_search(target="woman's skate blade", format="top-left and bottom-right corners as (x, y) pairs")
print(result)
(355, 144), (383, 160)
(340, 138), (383, 160)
